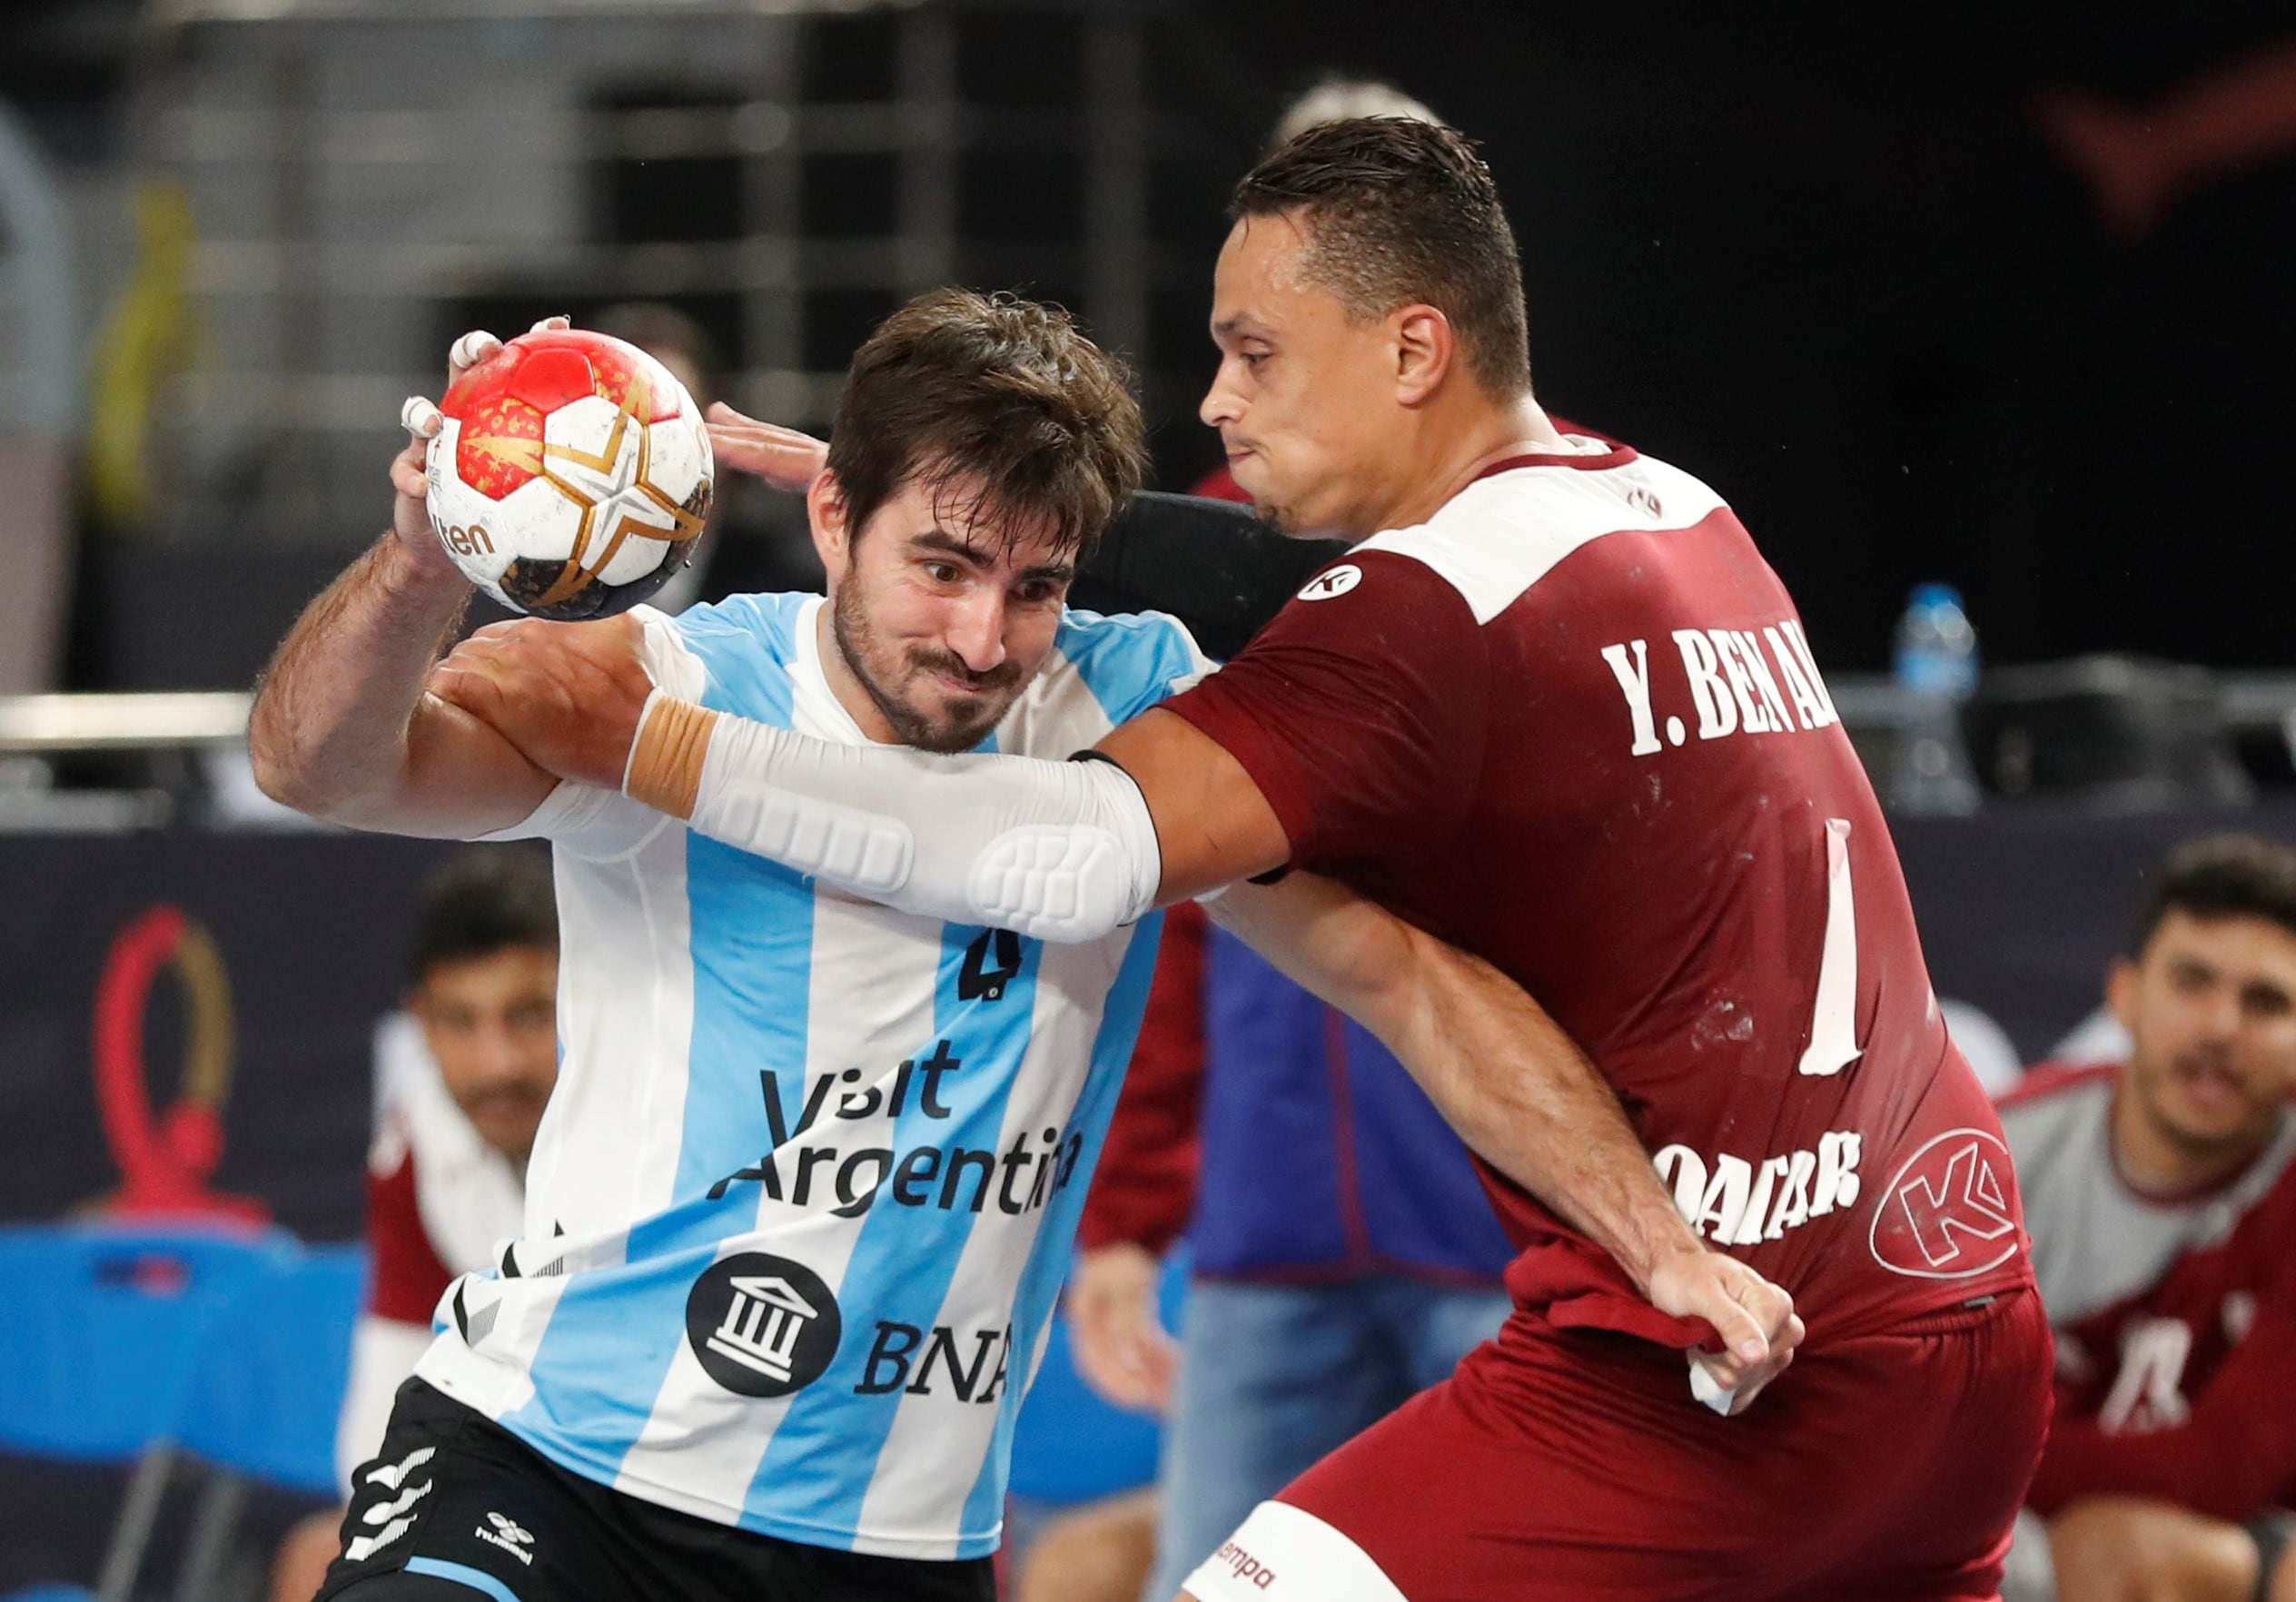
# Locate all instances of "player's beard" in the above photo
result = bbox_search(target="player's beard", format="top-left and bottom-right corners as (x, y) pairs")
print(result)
(832, 580), (1020, 754)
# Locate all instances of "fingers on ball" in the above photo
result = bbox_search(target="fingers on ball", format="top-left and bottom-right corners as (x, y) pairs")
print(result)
(448, 330), (500, 374)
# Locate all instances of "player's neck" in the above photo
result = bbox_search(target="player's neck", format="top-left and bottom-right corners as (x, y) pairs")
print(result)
(2110, 1077), (2273, 1198)
(1364, 394), (1570, 536)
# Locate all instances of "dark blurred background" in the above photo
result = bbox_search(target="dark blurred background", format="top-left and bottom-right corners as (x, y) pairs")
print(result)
(1, 5), (2293, 1592)
(0, 0), (2291, 693)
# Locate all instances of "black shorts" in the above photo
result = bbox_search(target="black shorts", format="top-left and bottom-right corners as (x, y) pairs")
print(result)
(316, 1380), (995, 1602)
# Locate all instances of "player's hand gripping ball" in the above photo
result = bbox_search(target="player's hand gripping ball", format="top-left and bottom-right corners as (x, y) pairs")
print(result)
(424, 328), (713, 618)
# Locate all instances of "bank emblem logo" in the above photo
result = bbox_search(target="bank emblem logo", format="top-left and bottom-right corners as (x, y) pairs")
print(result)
(687, 1252), (842, 1397)
(1868, 1129), (2019, 1280)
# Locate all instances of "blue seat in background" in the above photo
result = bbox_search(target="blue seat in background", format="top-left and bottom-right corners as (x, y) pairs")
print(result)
(174, 1242), (365, 1496)
(0, 1223), (293, 1463)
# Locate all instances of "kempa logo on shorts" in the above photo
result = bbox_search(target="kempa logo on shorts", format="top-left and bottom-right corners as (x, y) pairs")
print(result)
(1868, 1128), (2019, 1280)
(686, 1251), (844, 1398)
(1297, 564), (1361, 601)
(474, 1511), (535, 1567)
(1212, 1539), (1277, 1590)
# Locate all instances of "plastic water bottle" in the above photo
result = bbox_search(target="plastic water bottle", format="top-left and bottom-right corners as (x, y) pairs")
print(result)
(1890, 583), (1982, 814)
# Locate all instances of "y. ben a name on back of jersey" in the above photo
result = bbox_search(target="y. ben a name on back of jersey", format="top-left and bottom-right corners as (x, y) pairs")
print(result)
(1601, 618), (1841, 757)
(706, 1042), (1087, 1221)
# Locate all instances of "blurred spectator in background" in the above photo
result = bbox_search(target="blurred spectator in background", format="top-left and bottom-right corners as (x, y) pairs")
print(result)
(2034, 35), (2296, 242)
(1998, 834), (2296, 1602)
(270, 848), (556, 1602)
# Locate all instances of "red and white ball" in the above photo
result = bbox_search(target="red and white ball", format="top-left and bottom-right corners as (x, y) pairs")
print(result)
(426, 328), (714, 618)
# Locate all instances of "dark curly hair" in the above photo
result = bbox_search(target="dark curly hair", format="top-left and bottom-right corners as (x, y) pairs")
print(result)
(2131, 834), (2296, 955)
(1232, 117), (1531, 398)
(404, 847), (558, 985)
(826, 288), (1147, 559)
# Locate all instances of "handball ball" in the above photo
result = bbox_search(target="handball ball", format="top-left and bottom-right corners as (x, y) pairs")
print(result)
(425, 328), (714, 618)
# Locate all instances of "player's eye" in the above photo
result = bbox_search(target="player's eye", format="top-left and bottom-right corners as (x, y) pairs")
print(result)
(922, 560), (961, 585)
(1014, 579), (1064, 606)
(1239, 350), (1269, 371)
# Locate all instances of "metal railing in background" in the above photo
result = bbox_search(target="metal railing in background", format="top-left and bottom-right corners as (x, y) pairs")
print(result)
(124, 0), (1166, 543)
(0, 690), (302, 833)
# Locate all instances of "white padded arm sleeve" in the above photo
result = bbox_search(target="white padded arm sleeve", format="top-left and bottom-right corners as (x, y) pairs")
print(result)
(637, 694), (1163, 943)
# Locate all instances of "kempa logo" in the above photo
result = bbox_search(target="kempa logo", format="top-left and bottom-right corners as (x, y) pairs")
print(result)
(1868, 1129), (2019, 1280)
(1297, 564), (1361, 601)
(686, 1252), (844, 1398)
(1212, 1539), (1277, 1590)
(474, 1511), (535, 1566)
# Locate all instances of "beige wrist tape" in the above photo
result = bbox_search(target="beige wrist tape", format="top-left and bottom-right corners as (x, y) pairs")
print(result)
(624, 692), (719, 820)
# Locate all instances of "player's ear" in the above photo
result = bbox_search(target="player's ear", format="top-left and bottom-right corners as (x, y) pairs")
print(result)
(1393, 304), (1454, 407)
(808, 469), (853, 583)
(2105, 959), (2140, 1035)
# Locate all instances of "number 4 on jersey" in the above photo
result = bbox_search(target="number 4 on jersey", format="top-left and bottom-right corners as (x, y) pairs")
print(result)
(1799, 816), (1862, 1077)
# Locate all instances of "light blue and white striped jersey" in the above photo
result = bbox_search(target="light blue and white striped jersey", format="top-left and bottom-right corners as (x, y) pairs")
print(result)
(416, 592), (1207, 1558)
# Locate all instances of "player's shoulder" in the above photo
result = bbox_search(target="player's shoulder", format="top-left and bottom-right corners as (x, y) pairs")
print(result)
(657, 591), (816, 721)
(1355, 438), (1731, 626)
(665, 590), (811, 654)
(1046, 607), (1212, 713)
(1996, 1060), (2118, 1164)
(1997, 1059), (2120, 1115)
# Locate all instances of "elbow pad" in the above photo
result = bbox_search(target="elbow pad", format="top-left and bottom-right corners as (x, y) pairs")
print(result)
(627, 693), (1162, 943)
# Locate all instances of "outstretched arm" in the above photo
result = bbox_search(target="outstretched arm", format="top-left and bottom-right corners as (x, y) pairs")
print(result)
(1207, 871), (1804, 1414)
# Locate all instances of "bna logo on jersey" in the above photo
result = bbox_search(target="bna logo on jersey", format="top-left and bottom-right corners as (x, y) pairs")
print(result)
(1867, 1129), (2019, 1280)
(1298, 564), (1361, 602)
(687, 1252), (843, 1397)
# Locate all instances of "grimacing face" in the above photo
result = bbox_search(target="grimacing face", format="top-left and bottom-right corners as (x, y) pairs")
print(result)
(814, 470), (1075, 754)
(2112, 907), (2296, 1164)
(409, 944), (560, 1165)
(1199, 211), (1411, 539)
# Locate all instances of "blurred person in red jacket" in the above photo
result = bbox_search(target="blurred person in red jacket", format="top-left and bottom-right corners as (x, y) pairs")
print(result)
(1998, 834), (2296, 1602)
(271, 850), (556, 1602)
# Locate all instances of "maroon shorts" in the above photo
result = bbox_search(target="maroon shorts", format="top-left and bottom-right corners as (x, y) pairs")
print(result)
(1271, 1287), (2053, 1602)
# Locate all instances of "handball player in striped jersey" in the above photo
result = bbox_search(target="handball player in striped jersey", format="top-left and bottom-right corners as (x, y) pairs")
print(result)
(251, 282), (1759, 1601)
(450, 120), (2050, 1600)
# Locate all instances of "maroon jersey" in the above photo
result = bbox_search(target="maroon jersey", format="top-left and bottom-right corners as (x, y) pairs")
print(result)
(2003, 1063), (2296, 1521)
(1166, 436), (2033, 1347)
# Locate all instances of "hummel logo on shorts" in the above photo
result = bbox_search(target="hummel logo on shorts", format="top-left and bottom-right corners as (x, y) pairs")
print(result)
(475, 1510), (537, 1566)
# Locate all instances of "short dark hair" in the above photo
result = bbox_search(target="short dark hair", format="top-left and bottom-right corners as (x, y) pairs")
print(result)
(2130, 834), (2296, 955)
(1232, 117), (1531, 399)
(405, 848), (558, 985)
(826, 288), (1147, 559)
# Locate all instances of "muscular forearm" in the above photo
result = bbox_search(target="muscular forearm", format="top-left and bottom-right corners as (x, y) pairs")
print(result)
(248, 533), (470, 822)
(1210, 876), (1700, 1297)
(1384, 925), (1701, 1295)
